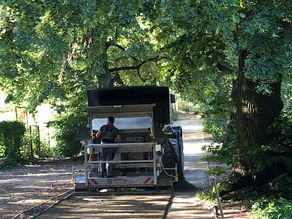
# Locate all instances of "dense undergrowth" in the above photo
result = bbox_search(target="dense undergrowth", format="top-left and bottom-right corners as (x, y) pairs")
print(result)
(0, 121), (26, 166)
(0, 113), (88, 167)
(200, 111), (292, 218)
(48, 109), (89, 157)
(0, 120), (58, 167)
(251, 198), (292, 219)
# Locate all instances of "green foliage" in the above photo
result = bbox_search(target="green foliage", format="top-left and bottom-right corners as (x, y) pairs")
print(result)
(212, 112), (292, 190)
(196, 182), (225, 205)
(249, 112), (292, 176)
(0, 121), (55, 165)
(0, 0), (291, 194)
(203, 143), (236, 167)
(49, 110), (89, 157)
(38, 142), (56, 158)
(251, 198), (292, 219)
(202, 116), (228, 143)
(0, 1), (165, 112)
(206, 166), (226, 176)
(273, 174), (292, 200)
(0, 121), (26, 165)
(175, 99), (199, 113)
(20, 129), (54, 160)
(196, 190), (217, 205)
(19, 132), (34, 160)
(282, 74), (292, 112)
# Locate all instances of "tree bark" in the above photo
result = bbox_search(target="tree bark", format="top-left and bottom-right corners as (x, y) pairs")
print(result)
(98, 42), (112, 88)
(98, 69), (112, 88)
(231, 50), (283, 176)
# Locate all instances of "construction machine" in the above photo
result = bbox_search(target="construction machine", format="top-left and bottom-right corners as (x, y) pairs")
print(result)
(74, 86), (184, 191)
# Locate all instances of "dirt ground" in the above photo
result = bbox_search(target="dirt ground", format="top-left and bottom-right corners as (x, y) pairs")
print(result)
(38, 193), (171, 219)
(0, 159), (82, 218)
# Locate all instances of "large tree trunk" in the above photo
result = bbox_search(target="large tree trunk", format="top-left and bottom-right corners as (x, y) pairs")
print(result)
(231, 50), (283, 177)
(98, 42), (112, 88)
(99, 69), (111, 88)
(98, 56), (112, 88)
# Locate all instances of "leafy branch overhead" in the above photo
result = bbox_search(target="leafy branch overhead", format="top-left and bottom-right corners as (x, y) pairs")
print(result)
(0, 1), (166, 110)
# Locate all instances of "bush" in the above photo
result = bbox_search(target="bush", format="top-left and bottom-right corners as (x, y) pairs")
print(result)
(196, 182), (226, 205)
(0, 121), (26, 165)
(251, 198), (292, 219)
(202, 114), (228, 143)
(49, 110), (89, 157)
(20, 131), (55, 160)
(178, 99), (196, 112)
(273, 174), (292, 200)
(244, 112), (292, 185)
(200, 92), (230, 143)
(211, 112), (292, 186)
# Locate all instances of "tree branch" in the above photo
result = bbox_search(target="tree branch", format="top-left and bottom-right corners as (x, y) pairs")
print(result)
(108, 42), (170, 82)
(137, 68), (147, 83)
(110, 43), (139, 62)
(109, 56), (169, 73)
(111, 43), (126, 51)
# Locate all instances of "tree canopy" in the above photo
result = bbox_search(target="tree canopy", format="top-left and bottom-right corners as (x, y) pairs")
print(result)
(0, 1), (168, 111)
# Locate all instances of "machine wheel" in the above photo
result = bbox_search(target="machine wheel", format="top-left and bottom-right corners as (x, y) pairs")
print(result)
(161, 140), (178, 176)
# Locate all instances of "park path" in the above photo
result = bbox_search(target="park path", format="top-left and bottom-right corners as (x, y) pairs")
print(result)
(169, 115), (250, 219)
(174, 118), (212, 188)
(0, 160), (82, 219)
(166, 116), (214, 218)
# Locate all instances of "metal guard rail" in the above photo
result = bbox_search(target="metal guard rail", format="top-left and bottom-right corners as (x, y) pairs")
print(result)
(83, 142), (158, 186)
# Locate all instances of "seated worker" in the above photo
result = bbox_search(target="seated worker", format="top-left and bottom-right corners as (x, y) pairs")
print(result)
(96, 116), (121, 177)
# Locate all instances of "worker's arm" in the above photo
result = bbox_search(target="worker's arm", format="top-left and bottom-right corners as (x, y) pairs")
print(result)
(95, 131), (101, 139)
(95, 125), (104, 139)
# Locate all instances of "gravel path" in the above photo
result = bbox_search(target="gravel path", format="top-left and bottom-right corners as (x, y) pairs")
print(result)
(0, 160), (82, 218)
(168, 116), (214, 218)
(171, 115), (250, 219)
(174, 117), (212, 189)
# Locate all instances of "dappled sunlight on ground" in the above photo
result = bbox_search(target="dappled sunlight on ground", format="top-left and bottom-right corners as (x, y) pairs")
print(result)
(176, 118), (211, 189)
(38, 194), (170, 219)
(168, 192), (214, 219)
(0, 161), (82, 218)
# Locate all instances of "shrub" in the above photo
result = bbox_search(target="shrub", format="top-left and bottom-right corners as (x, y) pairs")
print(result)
(251, 198), (292, 219)
(20, 131), (55, 160)
(245, 112), (292, 185)
(211, 112), (292, 186)
(273, 174), (292, 200)
(202, 115), (227, 143)
(49, 110), (89, 157)
(0, 121), (26, 165)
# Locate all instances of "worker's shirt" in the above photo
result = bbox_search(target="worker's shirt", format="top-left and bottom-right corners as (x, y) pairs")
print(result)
(100, 124), (119, 143)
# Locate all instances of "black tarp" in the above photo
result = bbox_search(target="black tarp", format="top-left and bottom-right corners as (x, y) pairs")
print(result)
(87, 86), (171, 129)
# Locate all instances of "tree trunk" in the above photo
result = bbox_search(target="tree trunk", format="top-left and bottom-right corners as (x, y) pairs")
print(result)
(99, 69), (111, 88)
(98, 55), (112, 88)
(98, 42), (112, 88)
(231, 50), (283, 176)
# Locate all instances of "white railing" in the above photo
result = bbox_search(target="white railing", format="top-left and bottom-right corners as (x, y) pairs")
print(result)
(83, 142), (157, 187)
